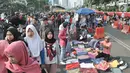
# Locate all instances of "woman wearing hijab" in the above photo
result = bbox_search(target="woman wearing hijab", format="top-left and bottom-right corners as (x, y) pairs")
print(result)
(4, 41), (41, 73)
(24, 25), (43, 64)
(5, 27), (24, 44)
(43, 28), (60, 73)
(0, 40), (9, 73)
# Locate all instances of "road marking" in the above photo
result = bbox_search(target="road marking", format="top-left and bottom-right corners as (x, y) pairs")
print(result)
(105, 32), (130, 51)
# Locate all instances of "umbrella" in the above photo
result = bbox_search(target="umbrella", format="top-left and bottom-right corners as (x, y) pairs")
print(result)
(76, 8), (95, 15)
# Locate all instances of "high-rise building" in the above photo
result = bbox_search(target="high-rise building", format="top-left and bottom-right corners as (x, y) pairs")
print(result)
(67, 0), (84, 8)
(61, 0), (68, 8)
(49, 0), (59, 5)
(54, 0), (84, 9)
(54, 0), (59, 4)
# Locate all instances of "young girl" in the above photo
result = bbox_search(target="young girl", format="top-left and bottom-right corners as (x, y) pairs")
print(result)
(4, 41), (41, 73)
(0, 40), (9, 73)
(43, 28), (60, 73)
(24, 25), (43, 63)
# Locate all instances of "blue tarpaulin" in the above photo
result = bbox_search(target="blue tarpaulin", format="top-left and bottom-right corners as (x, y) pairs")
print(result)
(76, 8), (95, 15)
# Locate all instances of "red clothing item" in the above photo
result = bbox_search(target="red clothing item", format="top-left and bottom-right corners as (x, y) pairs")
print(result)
(58, 28), (67, 47)
(95, 60), (109, 71)
(0, 40), (9, 73)
(5, 41), (41, 73)
(104, 15), (107, 21)
(46, 43), (56, 61)
(70, 18), (73, 24)
(66, 62), (79, 70)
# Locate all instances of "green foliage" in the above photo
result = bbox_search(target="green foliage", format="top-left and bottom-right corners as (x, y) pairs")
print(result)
(92, 0), (100, 5)
(0, 0), (50, 13)
(127, 7), (130, 12)
(0, 0), (28, 13)
(107, 7), (117, 11)
(27, 0), (49, 11)
(92, 0), (112, 5)
(97, 7), (102, 11)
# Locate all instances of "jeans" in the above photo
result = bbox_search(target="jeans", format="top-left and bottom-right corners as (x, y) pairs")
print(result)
(60, 47), (66, 62)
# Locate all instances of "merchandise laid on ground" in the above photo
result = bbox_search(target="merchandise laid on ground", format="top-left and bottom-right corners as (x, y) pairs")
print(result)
(64, 40), (128, 73)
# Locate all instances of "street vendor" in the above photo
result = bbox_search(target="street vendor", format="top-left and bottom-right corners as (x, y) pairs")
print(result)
(100, 36), (112, 55)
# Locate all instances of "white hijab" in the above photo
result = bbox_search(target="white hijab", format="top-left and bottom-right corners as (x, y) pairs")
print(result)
(25, 25), (43, 57)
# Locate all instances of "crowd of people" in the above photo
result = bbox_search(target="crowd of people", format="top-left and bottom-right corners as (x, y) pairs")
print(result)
(0, 12), (75, 73)
(0, 10), (126, 73)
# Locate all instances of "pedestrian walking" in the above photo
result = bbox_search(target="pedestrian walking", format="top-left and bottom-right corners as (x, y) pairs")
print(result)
(42, 28), (60, 73)
(4, 41), (41, 73)
(24, 25), (43, 64)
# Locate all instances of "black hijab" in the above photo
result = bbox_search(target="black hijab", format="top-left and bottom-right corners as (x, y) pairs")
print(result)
(6, 27), (21, 43)
(45, 28), (56, 44)
(63, 21), (68, 28)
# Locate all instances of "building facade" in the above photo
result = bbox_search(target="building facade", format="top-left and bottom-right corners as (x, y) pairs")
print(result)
(65, 0), (84, 9)
(49, 0), (59, 5)
(50, 0), (84, 9)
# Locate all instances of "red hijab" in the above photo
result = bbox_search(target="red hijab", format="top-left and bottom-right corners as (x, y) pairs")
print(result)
(4, 41), (41, 73)
(0, 40), (9, 73)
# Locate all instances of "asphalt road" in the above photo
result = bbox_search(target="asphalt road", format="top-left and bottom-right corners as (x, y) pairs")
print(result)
(105, 25), (130, 73)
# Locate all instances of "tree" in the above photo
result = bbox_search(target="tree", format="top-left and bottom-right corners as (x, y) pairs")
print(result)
(26, 0), (49, 11)
(0, 0), (49, 13)
(0, 0), (28, 14)
(84, 0), (88, 7)
(92, 0), (101, 6)
(92, 0), (112, 6)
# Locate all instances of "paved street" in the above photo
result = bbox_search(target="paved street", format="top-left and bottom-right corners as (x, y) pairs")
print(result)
(105, 25), (130, 73)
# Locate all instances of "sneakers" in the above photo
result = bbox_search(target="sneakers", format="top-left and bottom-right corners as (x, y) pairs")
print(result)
(60, 61), (66, 65)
